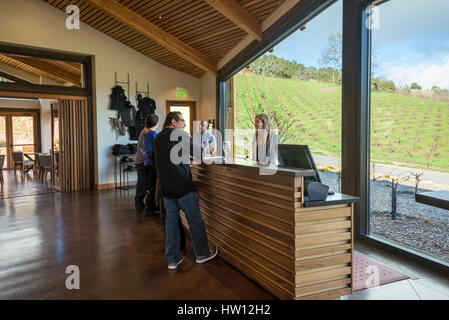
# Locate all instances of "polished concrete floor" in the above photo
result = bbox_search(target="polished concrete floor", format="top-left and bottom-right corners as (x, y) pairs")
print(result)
(0, 187), (448, 300)
(0, 170), (56, 199)
(0, 189), (274, 299)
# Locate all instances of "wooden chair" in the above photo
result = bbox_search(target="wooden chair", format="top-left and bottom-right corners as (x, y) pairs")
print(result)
(0, 155), (5, 185)
(12, 151), (34, 177)
(38, 154), (52, 182)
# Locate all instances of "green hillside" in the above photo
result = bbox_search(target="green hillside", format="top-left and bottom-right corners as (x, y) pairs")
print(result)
(234, 74), (449, 173)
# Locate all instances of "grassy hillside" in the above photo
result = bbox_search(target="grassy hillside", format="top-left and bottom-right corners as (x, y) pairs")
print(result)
(234, 74), (449, 172)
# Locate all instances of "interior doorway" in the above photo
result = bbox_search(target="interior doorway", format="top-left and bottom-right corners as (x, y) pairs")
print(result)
(0, 96), (90, 199)
(0, 41), (95, 196)
(166, 101), (197, 135)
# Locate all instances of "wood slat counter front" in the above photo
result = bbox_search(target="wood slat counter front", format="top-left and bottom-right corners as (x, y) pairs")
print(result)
(179, 158), (358, 300)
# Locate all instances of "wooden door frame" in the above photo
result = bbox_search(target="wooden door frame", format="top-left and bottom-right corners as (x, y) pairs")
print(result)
(166, 100), (197, 135)
(50, 102), (60, 191)
(0, 42), (95, 189)
(0, 108), (41, 169)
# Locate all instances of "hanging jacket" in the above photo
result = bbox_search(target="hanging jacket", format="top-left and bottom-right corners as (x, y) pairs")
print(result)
(138, 96), (156, 116)
(110, 86), (127, 111)
(120, 100), (136, 127)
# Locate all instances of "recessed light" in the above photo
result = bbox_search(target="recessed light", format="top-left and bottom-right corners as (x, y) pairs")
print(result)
(158, 15), (162, 19)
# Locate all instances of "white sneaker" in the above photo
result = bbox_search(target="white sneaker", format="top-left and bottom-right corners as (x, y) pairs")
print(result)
(168, 257), (183, 270)
(196, 247), (218, 264)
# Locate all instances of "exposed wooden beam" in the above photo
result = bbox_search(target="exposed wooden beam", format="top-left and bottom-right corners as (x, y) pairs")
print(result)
(84, 0), (217, 75)
(204, 0), (263, 41)
(3, 55), (82, 86)
(0, 70), (33, 84)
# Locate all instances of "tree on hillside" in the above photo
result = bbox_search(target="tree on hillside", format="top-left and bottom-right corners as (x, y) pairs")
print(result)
(247, 54), (300, 78)
(410, 82), (422, 90)
(319, 32), (342, 84)
(372, 78), (396, 92)
(431, 85), (441, 92)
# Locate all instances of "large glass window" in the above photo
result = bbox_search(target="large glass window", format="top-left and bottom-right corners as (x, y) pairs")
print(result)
(232, 0), (343, 190)
(368, 0), (449, 263)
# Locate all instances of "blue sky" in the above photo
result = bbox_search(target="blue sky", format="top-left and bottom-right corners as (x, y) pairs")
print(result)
(269, 0), (449, 90)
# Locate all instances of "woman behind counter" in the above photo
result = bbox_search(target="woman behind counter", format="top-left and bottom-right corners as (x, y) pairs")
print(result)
(252, 113), (279, 165)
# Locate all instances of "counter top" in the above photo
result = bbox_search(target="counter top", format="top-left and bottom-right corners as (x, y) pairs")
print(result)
(194, 156), (317, 177)
(415, 190), (449, 210)
(303, 192), (360, 207)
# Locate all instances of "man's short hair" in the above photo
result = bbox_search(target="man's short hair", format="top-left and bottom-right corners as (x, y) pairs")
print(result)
(145, 114), (159, 128)
(164, 111), (182, 127)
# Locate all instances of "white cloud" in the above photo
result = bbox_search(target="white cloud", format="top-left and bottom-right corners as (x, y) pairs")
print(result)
(381, 56), (449, 90)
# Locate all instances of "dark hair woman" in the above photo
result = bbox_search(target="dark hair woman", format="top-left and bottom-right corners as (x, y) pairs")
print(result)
(252, 113), (279, 164)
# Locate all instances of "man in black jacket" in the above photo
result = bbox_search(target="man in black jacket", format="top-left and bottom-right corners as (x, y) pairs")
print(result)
(151, 111), (217, 270)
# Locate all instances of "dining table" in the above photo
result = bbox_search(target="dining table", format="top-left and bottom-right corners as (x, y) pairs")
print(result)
(24, 152), (50, 176)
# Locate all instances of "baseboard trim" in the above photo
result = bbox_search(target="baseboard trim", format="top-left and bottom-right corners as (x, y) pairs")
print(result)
(94, 181), (137, 190)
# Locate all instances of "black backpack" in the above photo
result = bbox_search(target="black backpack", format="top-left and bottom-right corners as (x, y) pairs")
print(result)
(110, 86), (127, 111)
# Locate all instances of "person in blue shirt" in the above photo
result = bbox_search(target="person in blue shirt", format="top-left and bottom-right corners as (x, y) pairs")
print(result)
(143, 114), (159, 216)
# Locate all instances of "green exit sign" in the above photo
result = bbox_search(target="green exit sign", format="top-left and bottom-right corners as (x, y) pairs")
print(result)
(176, 87), (187, 97)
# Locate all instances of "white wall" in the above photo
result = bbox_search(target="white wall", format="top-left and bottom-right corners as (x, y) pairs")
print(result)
(38, 99), (54, 153)
(0, 0), (202, 185)
(199, 73), (217, 122)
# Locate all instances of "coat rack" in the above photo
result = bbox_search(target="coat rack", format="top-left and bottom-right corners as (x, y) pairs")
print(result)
(114, 72), (130, 119)
(136, 82), (150, 98)
(114, 72), (130, 98)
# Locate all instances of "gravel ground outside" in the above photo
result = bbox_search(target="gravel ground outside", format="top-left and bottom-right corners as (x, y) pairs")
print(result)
(320, 170), (449, 263)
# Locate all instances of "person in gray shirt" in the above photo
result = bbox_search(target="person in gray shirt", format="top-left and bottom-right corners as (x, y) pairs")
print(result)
(200, 120), (216, 157)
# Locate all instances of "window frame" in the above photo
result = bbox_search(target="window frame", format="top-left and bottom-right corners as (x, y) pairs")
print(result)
(358, 0), (449, 275)
(217, 0), (449, 276)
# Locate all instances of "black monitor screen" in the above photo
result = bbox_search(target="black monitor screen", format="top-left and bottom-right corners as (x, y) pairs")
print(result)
(278, 144), (321, 183)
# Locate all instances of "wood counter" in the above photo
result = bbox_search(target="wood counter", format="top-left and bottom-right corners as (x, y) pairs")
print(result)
(179, 159), (358, 300)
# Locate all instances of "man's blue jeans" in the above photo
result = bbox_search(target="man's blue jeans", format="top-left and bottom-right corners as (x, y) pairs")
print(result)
(163, 191), (210, 264)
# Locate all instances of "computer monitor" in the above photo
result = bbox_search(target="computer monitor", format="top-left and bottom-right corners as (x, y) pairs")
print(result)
(278, 144), (322, 184)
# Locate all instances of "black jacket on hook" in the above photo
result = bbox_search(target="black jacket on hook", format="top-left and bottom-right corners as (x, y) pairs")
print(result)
(110, 86), (127, 111)
(120, 101), (137, 127)
(137, 96), (156, 117)
(131, 95), (157, 140)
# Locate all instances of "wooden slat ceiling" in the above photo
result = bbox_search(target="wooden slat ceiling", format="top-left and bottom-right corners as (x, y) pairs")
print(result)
(41, 0), (286, 78)
(0, 54), (82, 86)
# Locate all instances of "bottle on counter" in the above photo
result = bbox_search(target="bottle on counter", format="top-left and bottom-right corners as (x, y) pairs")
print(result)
(244, 137), (249, 159)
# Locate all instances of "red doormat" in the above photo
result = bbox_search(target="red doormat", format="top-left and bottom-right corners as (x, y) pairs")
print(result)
(353, 252), (409, 291)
